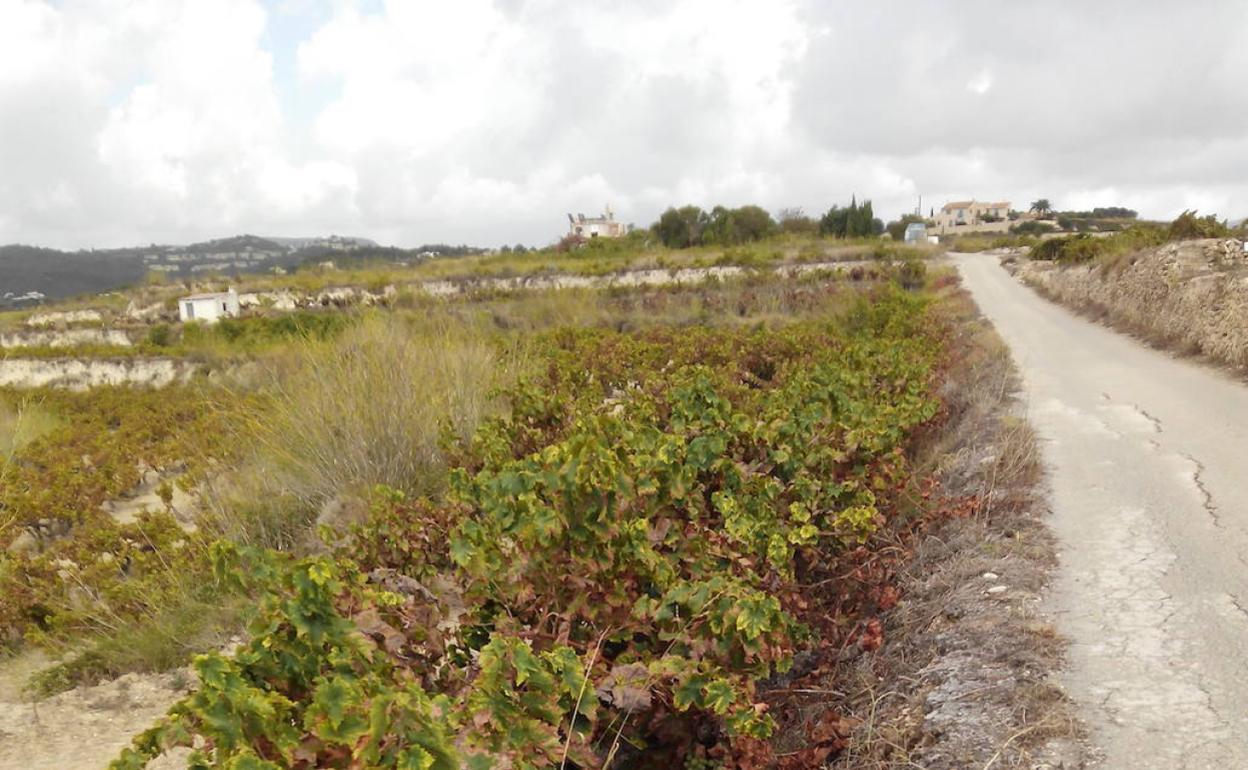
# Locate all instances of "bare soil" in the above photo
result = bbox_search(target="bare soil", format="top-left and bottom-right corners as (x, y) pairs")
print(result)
(0, 650), (189, 770)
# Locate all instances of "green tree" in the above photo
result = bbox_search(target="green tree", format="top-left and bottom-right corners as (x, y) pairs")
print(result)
(1029, 199), (1053, 218)
(853, 199), (884, 237)
(653, 206), (710, 248)
(822, 197), (883, 239)
(776, 207), (818, 235)
(819, 206), (848, 238)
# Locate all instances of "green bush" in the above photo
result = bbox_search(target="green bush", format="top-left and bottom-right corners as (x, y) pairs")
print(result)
(1029, 225), (1167, 264)
(1010, 220), (1056, 236)
(1029, 237), (1066, 261)
(145, 324), (173, 347)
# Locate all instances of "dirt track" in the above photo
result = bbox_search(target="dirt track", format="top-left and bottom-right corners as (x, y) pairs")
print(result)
(956, 253), (1248, 769)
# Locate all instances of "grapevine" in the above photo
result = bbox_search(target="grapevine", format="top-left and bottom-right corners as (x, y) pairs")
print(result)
(110, 286), (942, 768)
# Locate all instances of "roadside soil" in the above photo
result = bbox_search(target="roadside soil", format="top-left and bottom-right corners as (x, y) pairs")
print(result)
(0, 650), (189, 770)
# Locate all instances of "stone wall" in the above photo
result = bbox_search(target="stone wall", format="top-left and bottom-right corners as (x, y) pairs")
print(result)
(0, 328), (133, 349)
(1012, 238), (1248, 372)
(0, 358), (197, 389)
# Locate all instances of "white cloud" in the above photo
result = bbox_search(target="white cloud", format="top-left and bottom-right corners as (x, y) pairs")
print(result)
(966, 70), (993, 96)
(1, 0), (1248, 250)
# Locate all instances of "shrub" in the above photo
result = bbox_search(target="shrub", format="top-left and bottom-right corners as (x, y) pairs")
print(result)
(895, 258), (927, 290)
(1028, 238), (1065, 261)
(1028, 225), (1167, 264)
(1168, 210), (1231, 241)
(145, 324), (173, 347)
(1011, 220), (1056, 236)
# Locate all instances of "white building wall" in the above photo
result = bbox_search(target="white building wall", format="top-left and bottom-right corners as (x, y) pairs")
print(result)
(178, 290), (240, 324)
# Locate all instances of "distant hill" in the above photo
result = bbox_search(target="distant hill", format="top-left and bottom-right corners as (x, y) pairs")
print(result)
(0, 245), (146, 308)
(0, 234), (481, 309)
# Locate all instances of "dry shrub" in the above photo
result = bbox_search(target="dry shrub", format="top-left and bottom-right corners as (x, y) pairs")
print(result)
(209, 315), (526, 547)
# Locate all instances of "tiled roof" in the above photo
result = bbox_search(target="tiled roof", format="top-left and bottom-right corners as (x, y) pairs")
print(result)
(941, 200), (1010, 211)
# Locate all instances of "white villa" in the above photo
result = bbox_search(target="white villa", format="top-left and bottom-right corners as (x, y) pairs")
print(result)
(178, 288), (240, 324)
(567, 206), (629, 239)
(933, 200), (1012, 235)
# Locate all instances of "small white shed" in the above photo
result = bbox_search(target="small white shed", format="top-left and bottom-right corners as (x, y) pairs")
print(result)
(179, 288), (240, 324)
(903, 222), (929, 244)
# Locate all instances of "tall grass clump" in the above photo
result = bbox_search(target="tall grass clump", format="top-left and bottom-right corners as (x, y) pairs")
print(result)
(214, 315), (526, 546)
(0, 394), (60, 460)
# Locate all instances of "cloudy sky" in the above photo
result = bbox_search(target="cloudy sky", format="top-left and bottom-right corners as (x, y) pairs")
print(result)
(2, 0), (1247, 250)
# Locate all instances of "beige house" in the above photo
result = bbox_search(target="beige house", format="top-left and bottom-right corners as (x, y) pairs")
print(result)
(933, 200), (1012, 235)
(567, 205), (629, 239)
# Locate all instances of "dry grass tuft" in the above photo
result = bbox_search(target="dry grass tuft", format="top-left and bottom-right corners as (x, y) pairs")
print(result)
(0, 395), (60, 460)
(205, 314), (528, 548)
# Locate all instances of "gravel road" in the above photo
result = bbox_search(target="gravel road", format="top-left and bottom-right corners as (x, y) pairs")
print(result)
(955, 253), (1248, 769)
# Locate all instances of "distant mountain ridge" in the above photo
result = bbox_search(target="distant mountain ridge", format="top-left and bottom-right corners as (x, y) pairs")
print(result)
(0, 235), (477, 309)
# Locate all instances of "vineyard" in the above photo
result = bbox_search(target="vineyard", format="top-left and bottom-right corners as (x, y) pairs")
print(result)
(0, 386), (247, 671)
(98, 285), (948, 769)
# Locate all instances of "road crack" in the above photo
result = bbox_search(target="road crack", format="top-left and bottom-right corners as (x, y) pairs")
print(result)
(1181, 453), (1221, 528)
(1132, 403), (1164, 433)
(1100, 390), (1163, 434)
(1228, 594), (1248, 622)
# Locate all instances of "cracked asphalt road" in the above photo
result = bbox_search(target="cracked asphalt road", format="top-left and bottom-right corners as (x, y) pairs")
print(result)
(954, 254), (1248, 769)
